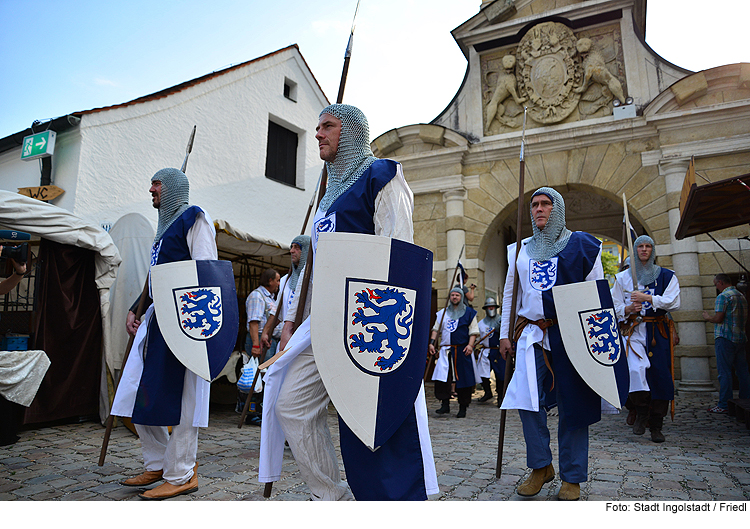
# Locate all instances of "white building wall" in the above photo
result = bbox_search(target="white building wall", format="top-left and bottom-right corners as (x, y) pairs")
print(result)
(0, 47), (329, 246)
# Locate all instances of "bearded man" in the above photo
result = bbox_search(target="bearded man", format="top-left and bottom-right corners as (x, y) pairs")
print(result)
(259, 104), (438, 501)
(113, 168), (217, 500)
(429, 287), (480, 418)
(498, 187), (605, 501)
(612, 235), (680, 443)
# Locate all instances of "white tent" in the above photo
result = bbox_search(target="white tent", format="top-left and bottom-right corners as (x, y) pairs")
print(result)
(0, 190), (121, 423)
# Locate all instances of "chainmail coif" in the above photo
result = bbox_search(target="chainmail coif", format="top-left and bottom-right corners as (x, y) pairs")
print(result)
(317, 104), (378, 212)
(289, 234), (310, 291)
(446, 286), (467, 320)
(633, 234), (661, 286)
(525, 187), (572, 262)
(152, 167), (191, 242)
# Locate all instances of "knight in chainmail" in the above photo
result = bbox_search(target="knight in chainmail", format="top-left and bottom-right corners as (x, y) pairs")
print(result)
(152, 167), (191, 242)
(476, 297), (505, 404)
(259, 234), (311, 359)
(429, 287), (480, 417)
(497, 186), (626, 501)
(612, 234), (680, 444)
(113, 167), (218, 500)
(316, 104), (378, 212)
(259, 104), (438, 501)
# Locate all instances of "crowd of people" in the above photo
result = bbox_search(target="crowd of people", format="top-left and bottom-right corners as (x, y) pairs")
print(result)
(105, 103), (749, 502)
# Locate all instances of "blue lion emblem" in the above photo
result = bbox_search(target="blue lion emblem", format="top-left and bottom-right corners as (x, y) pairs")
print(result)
(349, 287), (414, 371)
(179, 288), (223, 338)
(315, 214), (336, 235)
(530, 259), (557, 291)
(585, 309), (620, 363)
(641, 288), (654, 311)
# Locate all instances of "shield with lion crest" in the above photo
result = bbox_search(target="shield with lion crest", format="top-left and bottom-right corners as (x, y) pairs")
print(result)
(311, 233), (432, 450)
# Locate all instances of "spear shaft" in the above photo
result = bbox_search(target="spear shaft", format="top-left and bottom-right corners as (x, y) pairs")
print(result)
(99, 125), (197, 466)
(263, 1), (361, 498)
(496, 108), (527, 478)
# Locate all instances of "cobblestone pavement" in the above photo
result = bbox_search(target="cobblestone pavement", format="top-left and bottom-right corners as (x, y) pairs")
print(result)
(1, 385), (748, 501)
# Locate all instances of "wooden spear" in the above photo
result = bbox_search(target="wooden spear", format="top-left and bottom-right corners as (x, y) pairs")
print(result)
(261, 1), (361, 498)
(495, 108), (526, 478)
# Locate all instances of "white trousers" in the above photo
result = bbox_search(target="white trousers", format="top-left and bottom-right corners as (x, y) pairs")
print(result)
(276, 348), (353, 501)
(134, 368), (199, 486)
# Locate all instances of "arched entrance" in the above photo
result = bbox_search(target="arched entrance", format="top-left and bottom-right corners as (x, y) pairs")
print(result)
(479, 185), (648, 301)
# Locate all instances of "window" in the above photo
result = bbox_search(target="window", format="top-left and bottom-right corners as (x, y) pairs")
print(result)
(283, 78), (297, 102)
(265, 120), (298, 186)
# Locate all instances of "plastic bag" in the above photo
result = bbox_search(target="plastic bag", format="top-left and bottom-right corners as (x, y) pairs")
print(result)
(237, 356), (263, 393)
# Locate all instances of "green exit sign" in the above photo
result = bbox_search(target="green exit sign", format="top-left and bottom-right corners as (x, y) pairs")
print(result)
(21, 130), (56, 161)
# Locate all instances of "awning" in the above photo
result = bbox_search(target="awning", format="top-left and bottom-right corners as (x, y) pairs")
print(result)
(214, 219), (290, 268)
(675, 158), (750, 240)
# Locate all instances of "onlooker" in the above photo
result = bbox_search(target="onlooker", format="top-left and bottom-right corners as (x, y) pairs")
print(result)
(703, 274), (750, 413)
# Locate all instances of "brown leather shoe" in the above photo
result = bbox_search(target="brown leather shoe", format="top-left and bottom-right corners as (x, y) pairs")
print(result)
(558, 481), (580, 501)
(626, 409), (636, 426)
(121, 469), (163, 487)
(517, 463), (555, 496)
(139, 471), (198, 500)
(138, 463), (198, 500)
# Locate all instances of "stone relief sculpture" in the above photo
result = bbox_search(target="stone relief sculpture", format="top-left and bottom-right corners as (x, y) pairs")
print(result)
(483, 55), (526, 134)
(480, 22), (629, 133)
(516, 21), (581, 124)
(574, 37), (626, 103)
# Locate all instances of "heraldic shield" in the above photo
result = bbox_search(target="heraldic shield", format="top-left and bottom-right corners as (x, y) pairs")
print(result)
(552, 279), (627, 409)
(151, 260), (239, 382)
(311, 233), (433, 451)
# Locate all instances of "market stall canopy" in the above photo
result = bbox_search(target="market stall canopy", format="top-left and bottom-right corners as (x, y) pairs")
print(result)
(0, 190), (121, 296)
(675, 158), (750, 240)
(214, 218), (290, 263)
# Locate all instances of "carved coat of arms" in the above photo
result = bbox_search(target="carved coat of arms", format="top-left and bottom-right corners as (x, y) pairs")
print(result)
(516, 21), (581, 124)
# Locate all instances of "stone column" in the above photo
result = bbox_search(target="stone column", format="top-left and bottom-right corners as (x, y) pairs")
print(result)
(443, 188), (467, 289)
(662, 159), (714, 392)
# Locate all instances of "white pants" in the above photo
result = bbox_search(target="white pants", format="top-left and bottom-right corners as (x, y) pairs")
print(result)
(135, 368), (199, 486)
(276, 348), (353, 501)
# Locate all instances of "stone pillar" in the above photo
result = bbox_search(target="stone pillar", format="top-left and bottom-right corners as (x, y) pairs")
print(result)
(662, 160), (714, 392)
(443, 188), (467, 289)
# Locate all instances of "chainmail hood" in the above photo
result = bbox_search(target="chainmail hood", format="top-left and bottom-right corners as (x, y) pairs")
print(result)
(633, 234), (661, 286)
(289, 234), (310, 291)
(317, 104), (378, 212)
(446, 286), (467, 320)
(152, 168), (190, 242)
(525, 187), (572, 262)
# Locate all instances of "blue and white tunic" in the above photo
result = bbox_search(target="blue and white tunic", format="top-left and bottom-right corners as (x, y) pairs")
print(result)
(259, 160), (438, 500)
(500, 232), (623, 430)
(612, 268), (680, 399)
(112, 206), (216, 427)
(431, 307), (481, 389)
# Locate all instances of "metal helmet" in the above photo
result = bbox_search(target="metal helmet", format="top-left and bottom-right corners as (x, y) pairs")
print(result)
(482, 297), (498, 318)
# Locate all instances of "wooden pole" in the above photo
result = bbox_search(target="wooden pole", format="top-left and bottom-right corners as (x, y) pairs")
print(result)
(495, 107), (527, 478)
(99, 124), (196, 466)
(98, 277), (149, 466)
(262, 1), (361, 498)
